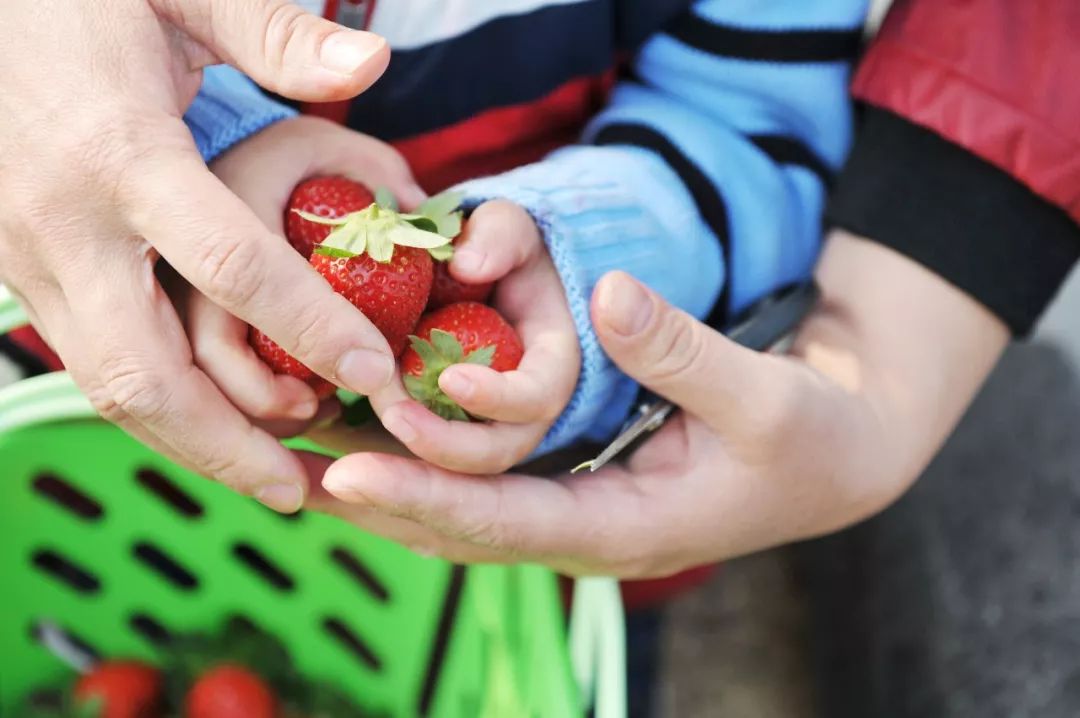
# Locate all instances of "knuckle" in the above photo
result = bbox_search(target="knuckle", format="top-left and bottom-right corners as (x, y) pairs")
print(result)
(262, 3), (309, 69)
(457, 488), (519, 553)
(196, 235), (264, 309)
(288, 307), (336, 364)
(198, 450), (246, 487)
(84, 383), (127, 425)
(98, 354), (172, 423)
(646, 313), (710, 386)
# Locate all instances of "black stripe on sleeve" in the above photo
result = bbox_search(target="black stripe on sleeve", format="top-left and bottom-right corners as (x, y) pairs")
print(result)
(749, 135), (834, 187)
(593, 122), (733, 318)
(666, 13), (863, 63)
(828, 106), (1080, 336)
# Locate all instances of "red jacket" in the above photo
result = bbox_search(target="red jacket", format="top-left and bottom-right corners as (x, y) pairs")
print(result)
(829, 0), (1080, 337)
(853, 0), (1080, 225)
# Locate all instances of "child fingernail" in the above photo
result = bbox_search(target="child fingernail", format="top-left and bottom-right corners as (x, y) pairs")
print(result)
(338, 349), (395, 393)
(383, 409), (418, 443)
(288, 396), (319, 420)
(256, 484), (304, 514)
(320, 31), (385, 75)
(597, 273), (652, 336)
(454, 249), (485, 276)
(440, 371), (473, 400)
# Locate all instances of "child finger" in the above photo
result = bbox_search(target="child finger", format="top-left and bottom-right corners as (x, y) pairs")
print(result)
(375, 399), (545, 474)
(187, 293), (320, 422)
(449, 200), (541, 284)
(438, 348), (567, 425)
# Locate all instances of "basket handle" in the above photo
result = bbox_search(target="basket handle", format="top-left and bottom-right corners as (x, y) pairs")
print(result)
(0, 284), (29, 335)
(570, 577), (627, 718)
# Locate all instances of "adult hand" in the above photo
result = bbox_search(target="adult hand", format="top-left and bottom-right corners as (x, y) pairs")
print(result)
(311, 231), (1010, 574)
(0, 0), (393, 512)
(180, 115), (425, 433)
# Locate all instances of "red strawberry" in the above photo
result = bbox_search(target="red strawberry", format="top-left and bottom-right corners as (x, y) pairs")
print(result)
(253, 186), (459, 381)
(427, 221), (494, 309)
(184, 665), (277, 718)
(74, 660), (162, 718)
(401, 302), (523, 421)
(310, 246), (433, 356)
(285, 177), (374, 259)
(248, 328), (336, 398)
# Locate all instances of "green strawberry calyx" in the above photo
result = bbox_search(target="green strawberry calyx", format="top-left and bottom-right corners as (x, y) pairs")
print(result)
(403, 329), (495, 422)
(300, 189), (463, 263)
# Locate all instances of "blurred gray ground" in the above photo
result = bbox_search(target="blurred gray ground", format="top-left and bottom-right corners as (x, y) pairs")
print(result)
(659, 269), (1080, 717)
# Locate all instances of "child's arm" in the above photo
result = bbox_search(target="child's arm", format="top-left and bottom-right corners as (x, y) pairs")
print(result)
(184, 65), (298, 163)
(454, 0), (869, 453)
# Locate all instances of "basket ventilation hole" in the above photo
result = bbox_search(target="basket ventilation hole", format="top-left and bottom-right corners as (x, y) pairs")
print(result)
(31, 549), (101, 593)
(330, 546), (390, 602)
(133, 542), (199, 590)
(129, 613), (173, 646)
(323, 617), (382, 671)
(135, 468), (203, 518)
(32, 474), (103, 520)
(233, 543), (295, 591)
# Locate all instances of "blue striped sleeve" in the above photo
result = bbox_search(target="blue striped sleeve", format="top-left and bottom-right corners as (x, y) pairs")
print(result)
(590, 0), (868, 315)
(183, 65), (297, 164)
(457, 0), (868, 456)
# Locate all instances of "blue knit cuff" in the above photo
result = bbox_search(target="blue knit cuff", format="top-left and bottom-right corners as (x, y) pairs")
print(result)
(455, 146), (724, 456)
(184, 66), (297, 164)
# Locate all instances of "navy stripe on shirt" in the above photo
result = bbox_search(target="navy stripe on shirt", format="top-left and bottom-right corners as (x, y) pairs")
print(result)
(666, 13), (863, 63)
(593, 122), (733, 317)
(346, 0), (615, 141)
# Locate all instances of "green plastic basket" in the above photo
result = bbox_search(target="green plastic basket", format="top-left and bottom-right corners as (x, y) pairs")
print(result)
(0, 286), (626, 717)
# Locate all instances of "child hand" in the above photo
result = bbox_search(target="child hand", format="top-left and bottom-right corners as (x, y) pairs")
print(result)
(180, 116), (425, 429)
(365, 200), (581, 474)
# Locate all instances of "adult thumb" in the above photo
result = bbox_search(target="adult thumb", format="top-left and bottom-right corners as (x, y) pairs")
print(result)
(156, 0), (390, 102)
(591, 272), (787, 425)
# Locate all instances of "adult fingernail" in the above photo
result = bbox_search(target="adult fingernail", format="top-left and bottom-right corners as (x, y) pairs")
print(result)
(439, 370), (474, 400)
(338, 349), (394, 394)
(320, 32), (385, 75)
(323, 468), (371, 504)
(382, 408), (418, 443)
(287, 395), (319, 420)
(256, 484), (304, 513)
(453, 248), (485, 276)
(597, 273), (652, 336)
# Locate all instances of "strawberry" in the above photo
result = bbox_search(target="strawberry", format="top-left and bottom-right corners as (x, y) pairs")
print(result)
(73, 661), (162, 718)
(309, 248), (433, 357)
(252, 187), (462, 384)
(401, 302), (523, 421)
(428, 225), (494, 310)
(285, 177), (374, 259)
(184, 665), (277, 718)
(300, 190), (464, 356)
(248, 328), (336, 398)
